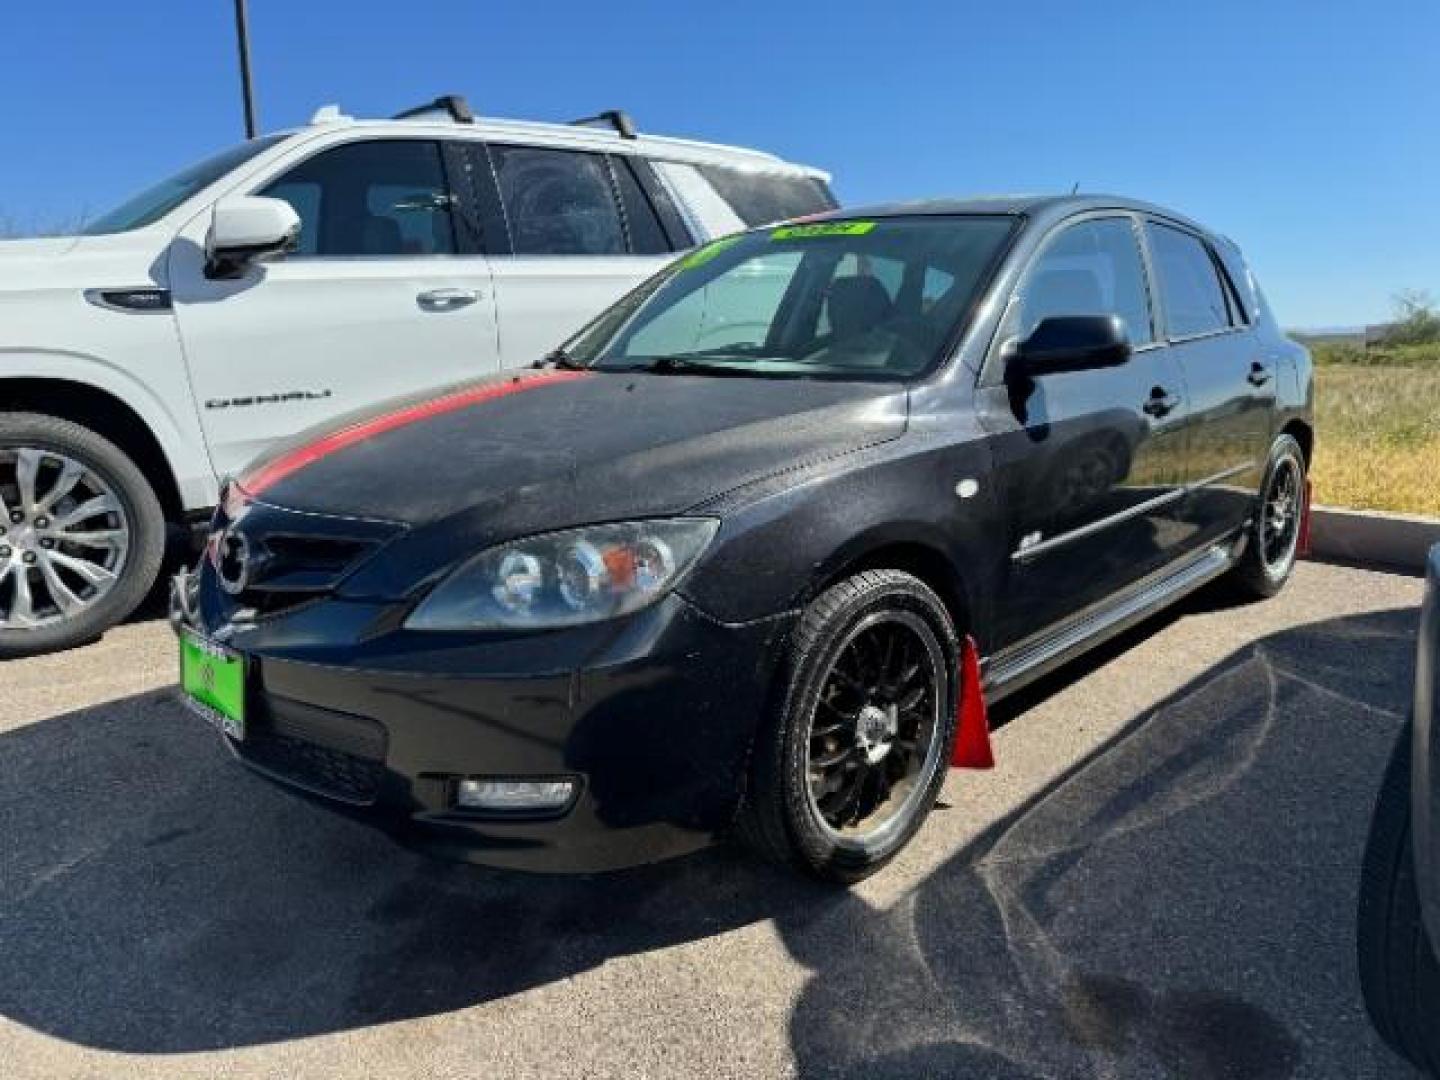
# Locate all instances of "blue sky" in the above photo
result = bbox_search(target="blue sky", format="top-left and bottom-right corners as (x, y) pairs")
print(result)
(2, 0), (1436, 328)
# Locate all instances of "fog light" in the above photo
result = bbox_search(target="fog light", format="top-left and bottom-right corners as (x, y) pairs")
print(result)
(456, 778), (575, 812)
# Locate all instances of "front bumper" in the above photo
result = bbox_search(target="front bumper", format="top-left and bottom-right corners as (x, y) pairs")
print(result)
(170, 567), (794, 872)
(1414, 545), (1440, 945)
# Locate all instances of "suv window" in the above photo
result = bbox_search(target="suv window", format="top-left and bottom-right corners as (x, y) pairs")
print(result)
(1006, 217), (1155, 346)
(1146, 222), (1232, 338)
(610, 156), (672, 255)
(489, 145), (626, 256)
(261, 140), (455, 257)
(694, 165), (838, 226)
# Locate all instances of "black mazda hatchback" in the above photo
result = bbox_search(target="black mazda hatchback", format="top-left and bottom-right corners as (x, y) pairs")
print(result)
(172, 198), (1313, 882)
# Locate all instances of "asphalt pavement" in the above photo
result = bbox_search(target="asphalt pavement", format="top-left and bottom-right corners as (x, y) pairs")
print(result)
(0, 560), (1426, 1079)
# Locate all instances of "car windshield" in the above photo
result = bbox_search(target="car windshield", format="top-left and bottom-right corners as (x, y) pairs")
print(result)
(565, 215), (1016, 380)
(81, 134), (288, 236)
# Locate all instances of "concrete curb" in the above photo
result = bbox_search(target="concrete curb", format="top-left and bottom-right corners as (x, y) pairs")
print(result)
(1308, 505), (1440, 575)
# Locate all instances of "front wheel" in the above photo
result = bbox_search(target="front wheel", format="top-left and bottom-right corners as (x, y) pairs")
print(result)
(1230, 433), (1306, 599)
(738, 570), (959, 883)
(0, 413), (165, 658)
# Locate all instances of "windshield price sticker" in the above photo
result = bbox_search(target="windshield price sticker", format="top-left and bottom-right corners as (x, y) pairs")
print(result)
(771, 221), (877, 240)
(679, 235), (744, 270)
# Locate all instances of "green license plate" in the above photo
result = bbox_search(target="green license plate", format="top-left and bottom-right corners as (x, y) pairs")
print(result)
(179, 630), (246, 740)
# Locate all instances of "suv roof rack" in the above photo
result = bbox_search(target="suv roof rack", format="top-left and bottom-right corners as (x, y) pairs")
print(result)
(569, 109), (638, 140)
(392, 94), (474, 124)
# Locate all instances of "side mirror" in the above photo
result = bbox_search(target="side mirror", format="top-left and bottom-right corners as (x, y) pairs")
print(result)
(205, 196), (300, 279)
(1006, 315), (1132, 377)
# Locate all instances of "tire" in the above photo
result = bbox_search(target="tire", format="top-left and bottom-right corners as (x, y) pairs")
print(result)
(738, 570), (960, 883)
(1230, 433), (1306, 599)
(1357, 722), (1440, 1075)
(0, 413), (166, 658)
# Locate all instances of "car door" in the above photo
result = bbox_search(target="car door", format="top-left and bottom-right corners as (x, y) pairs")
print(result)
(1143, 221), (1275, 546)
(976, 214), (1191, 648)
(169, 137), (500, 480)
(480, 144), (681, 366)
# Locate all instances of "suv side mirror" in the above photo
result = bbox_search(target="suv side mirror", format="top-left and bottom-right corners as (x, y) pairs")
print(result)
(205, 196), (300, 279)
(1006, 315), (1132, 377)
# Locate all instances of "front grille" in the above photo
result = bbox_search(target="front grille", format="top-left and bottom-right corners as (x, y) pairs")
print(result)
(200, 493), (407, 622)
(249, 533), (376, 593)
(238, 730), (385, 805)
(236, 695), (389, 806)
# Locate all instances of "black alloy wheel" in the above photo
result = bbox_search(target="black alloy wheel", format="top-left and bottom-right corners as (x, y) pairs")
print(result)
(1231, 433), (1307, 599)
(740, 569), (959, 883)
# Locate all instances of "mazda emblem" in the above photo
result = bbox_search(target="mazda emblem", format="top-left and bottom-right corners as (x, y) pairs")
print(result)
(216, 527), (252, 595)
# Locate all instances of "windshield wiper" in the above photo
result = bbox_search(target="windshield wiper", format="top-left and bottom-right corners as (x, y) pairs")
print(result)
(640, 355), (759, 376)
(533, 347), (587, 371)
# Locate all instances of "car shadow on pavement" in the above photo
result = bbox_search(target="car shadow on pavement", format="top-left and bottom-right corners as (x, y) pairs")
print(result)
(776, 602), (1421, 1079)
(0, 681), (829, 1052)
(0, 596), (1423, 1078)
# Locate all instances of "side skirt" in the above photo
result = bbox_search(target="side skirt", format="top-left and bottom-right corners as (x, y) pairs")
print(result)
(983, 537), (1241, 703)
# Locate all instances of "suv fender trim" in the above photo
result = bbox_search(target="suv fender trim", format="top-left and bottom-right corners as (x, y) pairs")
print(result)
(0, 351), (213, 510)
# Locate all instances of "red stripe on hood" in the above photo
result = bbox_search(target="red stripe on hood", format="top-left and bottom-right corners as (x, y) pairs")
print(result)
(237, 369), (588, 496)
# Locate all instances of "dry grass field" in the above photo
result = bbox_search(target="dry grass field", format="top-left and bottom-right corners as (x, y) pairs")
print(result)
(1311, 362), (1440, 515)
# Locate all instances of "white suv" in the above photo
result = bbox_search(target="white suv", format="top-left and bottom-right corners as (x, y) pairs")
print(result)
(0, 95), (835, 655)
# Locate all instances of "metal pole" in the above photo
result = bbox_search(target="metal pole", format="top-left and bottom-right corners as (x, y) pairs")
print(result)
(233, 0), (258, 139)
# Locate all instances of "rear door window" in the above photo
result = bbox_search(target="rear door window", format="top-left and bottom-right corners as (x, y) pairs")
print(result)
(1145, 222), (1233, 338)
(260, 140), (456, 257)
(693, 164), (838, 226)
(488, 145), (626, 256)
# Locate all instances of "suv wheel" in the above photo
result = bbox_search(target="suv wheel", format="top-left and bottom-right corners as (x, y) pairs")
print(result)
(739, 570), (959, 883)
(0, 413), (165, 658)
(1358, 723), (1440, 1074)
(1230, 433), (1306, 599)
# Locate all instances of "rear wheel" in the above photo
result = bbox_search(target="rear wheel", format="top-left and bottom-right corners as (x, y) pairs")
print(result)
(739, 570), (959, 883)
(0, 413), (165, 658)
(1230, 433), (1306, 599)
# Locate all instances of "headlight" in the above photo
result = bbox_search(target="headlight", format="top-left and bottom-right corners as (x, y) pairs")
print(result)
(405, 519), (719, 630)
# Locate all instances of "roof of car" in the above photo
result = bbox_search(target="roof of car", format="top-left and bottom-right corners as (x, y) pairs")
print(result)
(820, 194), (1215, 234)
(281, 103), (830, 180)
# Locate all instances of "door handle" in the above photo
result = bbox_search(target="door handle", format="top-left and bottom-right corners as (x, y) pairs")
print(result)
(1142, 386), (1181, 418)
(1247, 362), (1272, 387)
(417, 287), (481, 310)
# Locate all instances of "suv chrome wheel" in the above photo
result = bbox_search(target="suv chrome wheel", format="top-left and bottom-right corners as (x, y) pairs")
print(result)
(804, 609), (945, 849)
(0, 447), (131, 629)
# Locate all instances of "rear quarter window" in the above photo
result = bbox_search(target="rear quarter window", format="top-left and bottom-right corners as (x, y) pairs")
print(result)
(693, 165), (838, 227)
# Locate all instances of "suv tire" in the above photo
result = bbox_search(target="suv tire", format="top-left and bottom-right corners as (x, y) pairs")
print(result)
(738, 570), (959, 883)
(1357, 722), (1440, 1074)
(1231, 433), (1306, 599)
(0, 413), (165, 658)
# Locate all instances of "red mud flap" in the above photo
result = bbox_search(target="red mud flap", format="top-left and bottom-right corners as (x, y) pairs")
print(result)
(1296, 478), (1314, 559)
(951, 635), (994, 769)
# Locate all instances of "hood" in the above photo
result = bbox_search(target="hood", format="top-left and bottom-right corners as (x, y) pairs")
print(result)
(240, 368), (908, 533)
(0, 235), (81, 260)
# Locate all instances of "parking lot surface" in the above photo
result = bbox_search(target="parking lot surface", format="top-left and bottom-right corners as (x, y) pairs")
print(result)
(0, 561), (1426, 1079)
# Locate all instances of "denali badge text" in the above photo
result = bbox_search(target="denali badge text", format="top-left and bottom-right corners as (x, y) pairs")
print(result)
(205, 389), (333, 410)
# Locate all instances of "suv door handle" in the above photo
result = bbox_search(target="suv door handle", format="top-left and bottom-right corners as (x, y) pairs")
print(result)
(417, 288), (481, 310)
(1143, 387), (1181, 418)
(1247, 362), (1272, 387)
